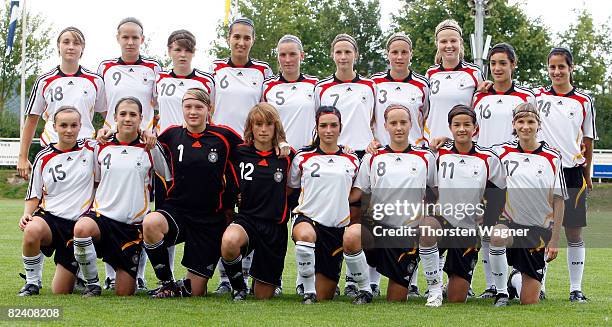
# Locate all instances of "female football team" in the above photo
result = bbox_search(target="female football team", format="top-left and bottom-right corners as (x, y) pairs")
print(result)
(17, 17), (596, 307)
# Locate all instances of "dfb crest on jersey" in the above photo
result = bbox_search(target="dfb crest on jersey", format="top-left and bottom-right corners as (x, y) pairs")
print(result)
(135, 158), (144, 170)
(274, 169), (284, 183)
(567, 109), (577, 120)
(360, 91), (368, 103)
(472, 164), (480, 176)
(535, 164), (545, 177)
(208, 149), (219, 163)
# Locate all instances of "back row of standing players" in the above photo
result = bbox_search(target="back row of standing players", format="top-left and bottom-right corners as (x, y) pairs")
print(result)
(17, 16), (596, 304)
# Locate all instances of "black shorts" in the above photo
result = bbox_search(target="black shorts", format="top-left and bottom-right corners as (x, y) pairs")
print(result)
(505, 222), (552, 283)
(34, 209), (78, 275)
(482, 185), (505, 228)
(293, 215), (344, 283)
(157, 204), (226, 278)
(233, 215), (288, 286)
(366, 246), (419, 288)
(562, 166), (587, 228)
(84, 212), (142, 279)
(435, 217), (480, 283)
(153, 173), (168, 209)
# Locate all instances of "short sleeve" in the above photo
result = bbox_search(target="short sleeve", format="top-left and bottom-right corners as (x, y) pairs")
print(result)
(288, 153), (303, 188)
(488, 153), (506, 189)
(353, 153), (371, 193)
(25, 156), (44, 200)
(151, 142), (172, 181)
(554, 158), (569, 200)
(582, 97), (597, 140)
(25, 77), (46, 116)
(94, 77), (107, 113)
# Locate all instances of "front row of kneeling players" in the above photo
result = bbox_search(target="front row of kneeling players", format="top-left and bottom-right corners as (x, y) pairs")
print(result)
(19, 88), (565, 307)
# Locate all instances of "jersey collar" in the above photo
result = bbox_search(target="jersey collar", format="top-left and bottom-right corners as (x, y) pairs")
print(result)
(170, 69), (196, 79)
(451, 141), (476, 155)
(111, 133), (141, 146)
(316, 146), (343, 155)
(50, 142), (80, 153)
(186, 125), (208, 139)
(279, 73), (305, 83)
(57, 65), (83, 77)
(117, 56), (144, 65)
(438, 61), (463, 72)
(250, 144), (273, 157)
(488, 81), (516, 95)
(516, 141), (545, 154)
(384, 144), (412, 153)
(333, 73), (360, 83)
(385, 70), (413, 83)
(227, 58), (254, 68)
(548, 86), (576, 97)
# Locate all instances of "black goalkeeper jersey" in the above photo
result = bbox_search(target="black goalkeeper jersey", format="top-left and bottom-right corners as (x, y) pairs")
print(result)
(232, 144), (295, 224)
(158, 124), (242, 216)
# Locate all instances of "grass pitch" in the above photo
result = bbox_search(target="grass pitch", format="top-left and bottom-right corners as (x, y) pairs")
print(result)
(0, 185), (611, 326)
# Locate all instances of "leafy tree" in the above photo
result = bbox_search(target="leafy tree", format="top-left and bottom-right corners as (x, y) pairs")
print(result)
(392, 0), (552, 86)
(209, 0), (385, 77)
(0, 3), (52, 114)
(558, 9), (611, 93)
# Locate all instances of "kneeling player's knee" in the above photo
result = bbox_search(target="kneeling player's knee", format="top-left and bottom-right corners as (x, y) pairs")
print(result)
(143, 213), (165, 236)
(292, 223), (315, 243)
(490, 225), (509, 247)
(73, 219), (95, 238)
(23, 223), (43, 245)
(221, 230), (243, 257)
(343, 226), (361, 254)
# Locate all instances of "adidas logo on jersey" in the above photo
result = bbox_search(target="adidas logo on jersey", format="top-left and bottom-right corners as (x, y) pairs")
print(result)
(192, 141), (202, 148)
(129, 68), (135, 72)
(445, 75), (452, 79)
(557, 100), (563, 105)
(395, 86), (401, 91)
(328, 158), (334, 164)
(346, 87), (352, 92)
(459, 159), (466, 164)
(237, 71), (243, 76)
(68, 81), (74, 85)
(524, 157), (530, 162)
(121, 149), (128, 154)
(292, 86), (297, 90)
(179, 82), (184, 86)
(396, 157), (402, 162)
(497, 99), (503, 104)
(258, 159), (269, 167)
(67, 156), (73, 161)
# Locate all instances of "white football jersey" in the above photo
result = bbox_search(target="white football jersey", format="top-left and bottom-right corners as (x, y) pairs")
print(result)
(355, 145), (436, 226)
(424, 61), (483, 142)
(262, 74), (318, 149)
(436, 141), (506, 229)
(26, 140), (96, 221)
(97, 56), (161, 131)
(289, 147), (359, 228)
(211, 58), (273, 135)
(26, 66), (106, 145)
(370, 71), (429, 146)
(93, 136), (171, 224)
(496, 141), (568, 228)
(315, 75), (376, 150)
(534, 87), (598, 168)
(473, 83), (536, 147)
(155, 69), (215, 132)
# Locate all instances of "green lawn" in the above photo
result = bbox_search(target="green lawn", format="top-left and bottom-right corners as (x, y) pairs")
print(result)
(0, 188), (611, 326)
